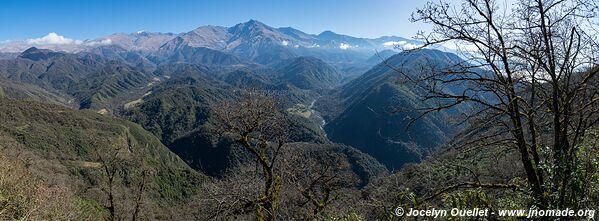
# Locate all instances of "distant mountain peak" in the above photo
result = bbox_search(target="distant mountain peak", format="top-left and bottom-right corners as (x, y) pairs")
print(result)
(318, 30), (337, 36)
(226, 19), (284, 46)
(245, 19), (264, 25)
(230, 19), (271, 32)
(22, 47), (42, 53)
(189, 25), (229, 38)
(19, 47), (64, 61)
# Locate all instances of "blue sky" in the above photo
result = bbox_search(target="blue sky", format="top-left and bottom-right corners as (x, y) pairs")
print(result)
(0, 0), (431, 41)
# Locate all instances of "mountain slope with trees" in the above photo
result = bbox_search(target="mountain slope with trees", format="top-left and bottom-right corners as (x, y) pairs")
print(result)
(0, 98), (204, 220)
(324, 49), (464, 169)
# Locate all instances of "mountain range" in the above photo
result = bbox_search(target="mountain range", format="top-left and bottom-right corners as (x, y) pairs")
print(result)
(0, 20), (470, 219)
(1, 20), (421, 66)
(0, 20), (463, 171)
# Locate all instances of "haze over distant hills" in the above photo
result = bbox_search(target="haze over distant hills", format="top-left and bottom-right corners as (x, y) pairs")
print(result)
(0, 20), (421, 65)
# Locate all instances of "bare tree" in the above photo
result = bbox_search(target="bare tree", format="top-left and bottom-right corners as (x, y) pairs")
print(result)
(407, 0), (599, 209)
(197, 144), (362, 220)
(131, 168), (150, 221)
(196, 164), (263, 220)
(95, 144), (122, 221)
(94, 134), (151, 221)
(279, 145), (359, 219)
(208, 90), (288, 221)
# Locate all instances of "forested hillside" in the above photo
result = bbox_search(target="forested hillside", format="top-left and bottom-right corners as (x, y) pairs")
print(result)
(0, 0), (598, 220)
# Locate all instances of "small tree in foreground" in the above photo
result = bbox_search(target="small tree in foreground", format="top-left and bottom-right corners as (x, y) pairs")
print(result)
(94, 134), (151, 221)
(208, 90), (288, 221)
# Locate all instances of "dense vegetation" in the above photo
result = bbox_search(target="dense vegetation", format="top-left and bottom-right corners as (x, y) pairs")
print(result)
(0, 0), (598, 219)
(0, 98), (203, 220)
(324, 49), (462, 170)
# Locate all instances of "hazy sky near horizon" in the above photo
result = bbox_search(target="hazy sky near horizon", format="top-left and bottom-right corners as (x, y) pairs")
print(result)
(0, 0), (432, 41)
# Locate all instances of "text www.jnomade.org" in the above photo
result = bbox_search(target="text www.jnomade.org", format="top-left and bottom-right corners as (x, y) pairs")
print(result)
(394, 207), (595, 219)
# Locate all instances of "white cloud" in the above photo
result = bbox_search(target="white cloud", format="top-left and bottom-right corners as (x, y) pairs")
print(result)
(305, 44), (320, 48)
(84, 39), (112, 46)
(383, 41), (422, 50)
(383, 41), (407, 46)
(339, 43), (350, 50)
(26, 33), (83, 45)
(401, 43), (421, 50)
(441, 41), (478, 52)
(281, 40), (289, 46)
